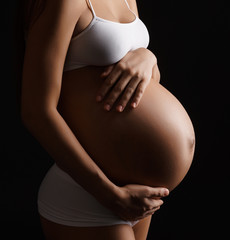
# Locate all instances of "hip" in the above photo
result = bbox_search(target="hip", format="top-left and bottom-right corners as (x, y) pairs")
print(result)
(38, 164), (138, 227)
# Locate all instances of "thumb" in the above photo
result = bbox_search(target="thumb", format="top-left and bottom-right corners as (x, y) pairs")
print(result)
(101, 65), (114, 77)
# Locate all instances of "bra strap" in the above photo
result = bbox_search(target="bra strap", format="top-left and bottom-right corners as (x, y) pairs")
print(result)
(124, 0), (131, 11)
(87, 0), (96, 17)
(124, 0), (137, 16)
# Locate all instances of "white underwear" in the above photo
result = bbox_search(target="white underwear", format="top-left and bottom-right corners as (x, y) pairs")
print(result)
(38, 164), (138, 227)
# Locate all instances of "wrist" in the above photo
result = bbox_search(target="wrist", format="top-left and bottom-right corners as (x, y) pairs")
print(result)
(134, 47), (157, 66)
(145, 48), (157, 66)
(99, 182), (121, 206)
(99, 184), (126, 212)
(88, 172), (121, 206)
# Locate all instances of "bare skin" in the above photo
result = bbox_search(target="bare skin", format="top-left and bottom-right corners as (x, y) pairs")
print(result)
(40, 215), (152, 240)
(58, 66), (194, 190)
(21, 0), (195, 239)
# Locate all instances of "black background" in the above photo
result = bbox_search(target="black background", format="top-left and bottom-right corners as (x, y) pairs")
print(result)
(2, 0), (229, 239)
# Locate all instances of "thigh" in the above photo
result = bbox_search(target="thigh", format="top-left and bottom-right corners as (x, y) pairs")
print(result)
(133, 216), (152, 240)
(40, 216), (136, 240)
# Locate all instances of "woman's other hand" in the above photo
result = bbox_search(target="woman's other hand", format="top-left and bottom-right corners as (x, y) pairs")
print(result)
(107, 184), (169, 221)
(96, 48), (159, 112)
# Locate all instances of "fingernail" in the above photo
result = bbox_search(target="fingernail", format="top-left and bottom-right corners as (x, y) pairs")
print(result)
(96, 95), (102, 102)
(101, 71), (109, 77)
(131, 102), (137, 108)
(104, 104), (111, 111)
(117, 105), (123, 112)
(163, 189), (169, 196)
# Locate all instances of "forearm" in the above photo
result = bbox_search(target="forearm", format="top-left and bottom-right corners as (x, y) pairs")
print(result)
(21, 108), (118, 204)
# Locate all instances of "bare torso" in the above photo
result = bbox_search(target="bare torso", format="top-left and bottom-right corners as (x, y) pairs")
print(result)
(58, 67), (195, 190)
(54, 0), (195, 191)
(22, 1), (196, 237)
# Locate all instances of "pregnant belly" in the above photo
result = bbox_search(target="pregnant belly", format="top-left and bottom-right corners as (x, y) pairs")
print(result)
(58, 68), (195, 190)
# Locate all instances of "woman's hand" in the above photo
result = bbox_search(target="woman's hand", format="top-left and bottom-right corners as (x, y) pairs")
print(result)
(96, 48), (158, 112)
(108, 184), (169, 221)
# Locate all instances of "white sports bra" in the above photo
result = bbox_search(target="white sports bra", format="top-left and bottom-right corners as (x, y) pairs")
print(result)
(63, 0), (150, 71)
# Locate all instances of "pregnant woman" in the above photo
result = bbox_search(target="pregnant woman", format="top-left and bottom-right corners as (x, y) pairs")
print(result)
(21, 0), (195, 239)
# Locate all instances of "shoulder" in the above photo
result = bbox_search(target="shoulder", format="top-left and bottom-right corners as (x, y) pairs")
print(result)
(46, 0), (85, 8)
(25, 0), (87, 56)
(27, 0), (87, 37)
(26, 0), (86, 31)
(39, 0), (87, 25)
(44, 0), (86, 16)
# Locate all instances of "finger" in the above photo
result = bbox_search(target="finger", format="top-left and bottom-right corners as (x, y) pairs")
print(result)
(151, 199), (164, 208)
(143, 198), (164, 210)
(116, 76), (141, 112)
(130, 81), (148, 109)
(104, 72), (132, 111)
(147, 187), (169, 198)
(134, 206), (161, 221)
(144, 206), (161, 217)
(128, 206), (161, 221)
(96, 66), (122, 102)
(101, 65), (115, 78)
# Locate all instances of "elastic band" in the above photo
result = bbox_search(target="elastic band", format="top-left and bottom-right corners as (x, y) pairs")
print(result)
(87, 0), (96, 17)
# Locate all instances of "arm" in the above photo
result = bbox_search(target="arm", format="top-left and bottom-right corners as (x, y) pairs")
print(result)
(96, 0), (160, 112)
(21, 0), (116, 204)
(21, 0), (167, 220)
